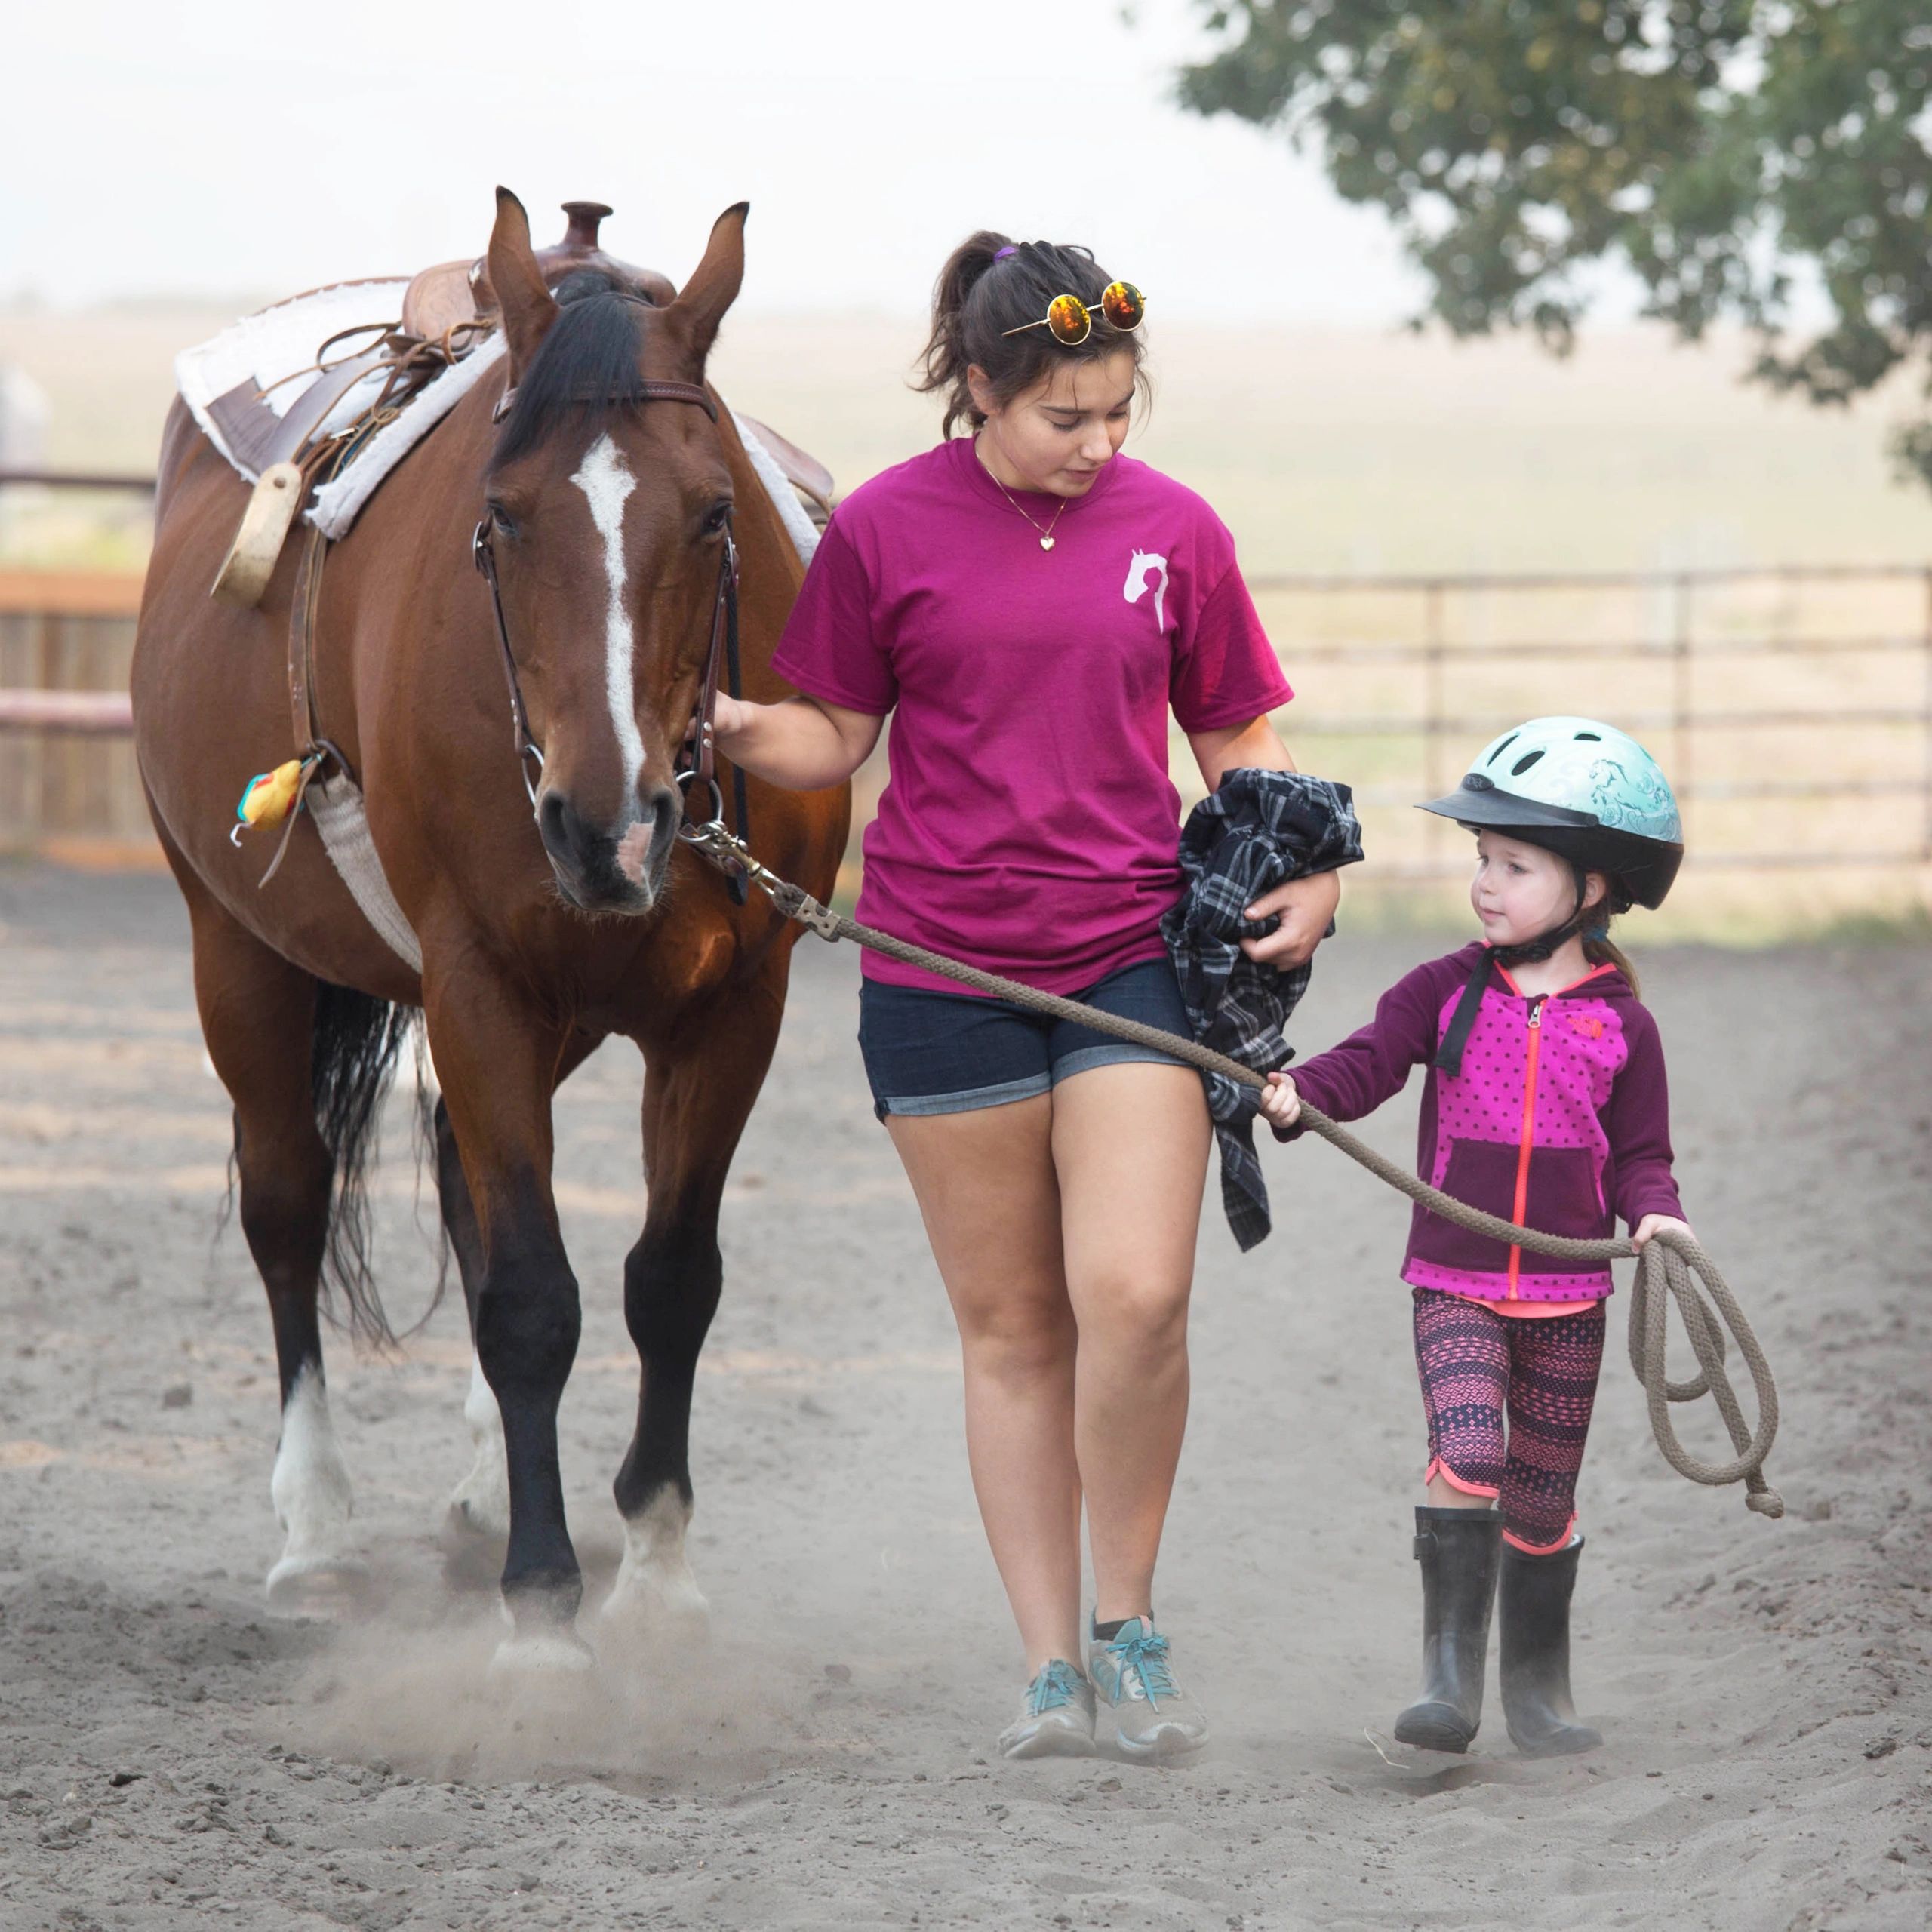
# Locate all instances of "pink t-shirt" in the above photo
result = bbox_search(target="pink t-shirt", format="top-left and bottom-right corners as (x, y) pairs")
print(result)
(771, 438), (1294, 995)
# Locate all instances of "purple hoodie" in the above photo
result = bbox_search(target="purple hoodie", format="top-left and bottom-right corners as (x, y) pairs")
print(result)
(1286, 944), (1685, 1302)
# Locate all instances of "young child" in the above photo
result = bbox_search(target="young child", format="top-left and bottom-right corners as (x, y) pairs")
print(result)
(1260, 717), (1693, 1757)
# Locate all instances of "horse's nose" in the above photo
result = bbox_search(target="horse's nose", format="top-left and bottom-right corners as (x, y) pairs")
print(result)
(629, 783), (683, 881)
(605, 784), (684, 898)
(537, 789), (603, 894)
(537, 783), (683, 906)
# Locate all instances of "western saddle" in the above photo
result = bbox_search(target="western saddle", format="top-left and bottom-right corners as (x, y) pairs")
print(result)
(209, 202), (835, 608)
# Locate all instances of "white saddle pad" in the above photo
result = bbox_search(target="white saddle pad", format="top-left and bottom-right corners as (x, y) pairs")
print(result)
(174, 285), (818, 564)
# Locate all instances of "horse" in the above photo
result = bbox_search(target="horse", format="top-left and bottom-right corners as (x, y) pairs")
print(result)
(130, 189), (848, 1667)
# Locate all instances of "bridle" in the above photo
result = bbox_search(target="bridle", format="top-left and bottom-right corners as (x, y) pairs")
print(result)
(470, 375), (752, 900)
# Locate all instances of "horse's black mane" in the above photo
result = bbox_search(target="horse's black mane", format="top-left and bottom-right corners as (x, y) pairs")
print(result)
(489, 273), (658, 470)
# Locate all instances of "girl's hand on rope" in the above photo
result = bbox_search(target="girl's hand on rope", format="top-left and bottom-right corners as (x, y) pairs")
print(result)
(1632, 1213), (1694, 1251)
(1259, 1070), (1301, 1128)
(1241, 871), (1340, 969)
(700, 693), (882, 792)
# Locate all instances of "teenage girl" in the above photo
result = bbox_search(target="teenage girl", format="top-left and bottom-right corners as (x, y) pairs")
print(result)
(712, 235), (1337, 1759)
(1260, 717), (1691, 1755)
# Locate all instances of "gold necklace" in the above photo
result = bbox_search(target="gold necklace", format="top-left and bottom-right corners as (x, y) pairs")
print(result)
(977, 445), (1068, 551)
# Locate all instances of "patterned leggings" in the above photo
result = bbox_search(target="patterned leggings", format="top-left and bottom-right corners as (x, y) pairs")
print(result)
(1412, 1288), (1607, 1554)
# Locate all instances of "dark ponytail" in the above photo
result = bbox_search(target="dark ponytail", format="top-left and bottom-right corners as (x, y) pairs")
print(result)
(1582, 890), (1641, 996)
(915, 230), (1148, 438)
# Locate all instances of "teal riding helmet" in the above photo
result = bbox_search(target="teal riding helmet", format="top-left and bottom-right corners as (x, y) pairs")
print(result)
(1418, 716), (1684, 910)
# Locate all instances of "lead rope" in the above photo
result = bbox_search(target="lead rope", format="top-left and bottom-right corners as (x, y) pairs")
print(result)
(681, 818), (1783, 1520)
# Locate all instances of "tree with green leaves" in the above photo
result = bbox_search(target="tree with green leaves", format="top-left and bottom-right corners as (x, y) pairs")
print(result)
(1176, 2), (1932, 487)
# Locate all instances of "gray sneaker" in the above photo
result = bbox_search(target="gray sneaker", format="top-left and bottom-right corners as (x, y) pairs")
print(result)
(998, 1659), (1097, 1760)
(1088, 1616), (1209, 1761)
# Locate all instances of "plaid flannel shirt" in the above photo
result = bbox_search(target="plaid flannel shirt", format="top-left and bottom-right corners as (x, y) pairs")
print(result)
(1161, 770), (1364, 1251)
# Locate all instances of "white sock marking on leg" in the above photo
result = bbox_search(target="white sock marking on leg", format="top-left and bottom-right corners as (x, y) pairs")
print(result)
(603, 1487), (709, 1628)
(448, 1352), (511, 1540)
(267, 1364), (355, 1589)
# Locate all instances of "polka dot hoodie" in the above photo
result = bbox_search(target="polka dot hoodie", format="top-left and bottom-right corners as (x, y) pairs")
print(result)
(1284, 943), (1685, 1302)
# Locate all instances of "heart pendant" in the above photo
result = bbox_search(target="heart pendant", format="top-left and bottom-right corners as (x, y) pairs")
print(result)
(1040, 535), (1055, 552)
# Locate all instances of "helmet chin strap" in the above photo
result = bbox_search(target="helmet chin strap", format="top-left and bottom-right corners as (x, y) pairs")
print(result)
(1487, 861), (1592, 968)
(1436, 864), (1592, 1075)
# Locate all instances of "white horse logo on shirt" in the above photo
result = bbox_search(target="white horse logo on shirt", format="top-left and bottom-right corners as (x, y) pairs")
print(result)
(1124, 549), (1169, 631)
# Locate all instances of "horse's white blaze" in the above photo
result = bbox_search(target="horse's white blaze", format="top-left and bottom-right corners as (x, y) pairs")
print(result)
(571, 433), (645, 812)
(445, 1352), (511, 1542)
(266, 1365), (358, 1595)
(601, 1487), (709, 1634)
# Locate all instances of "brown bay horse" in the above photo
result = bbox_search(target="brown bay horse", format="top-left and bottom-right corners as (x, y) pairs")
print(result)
(131, 190), (848, 1666)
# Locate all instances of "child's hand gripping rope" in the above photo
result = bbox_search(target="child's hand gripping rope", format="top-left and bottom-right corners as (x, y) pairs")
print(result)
(1260, 1070), (1300, 1128)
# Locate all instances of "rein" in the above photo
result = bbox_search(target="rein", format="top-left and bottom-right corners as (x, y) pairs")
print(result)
(472, 376), (752, 899)
(675, 813), (1784, 1521)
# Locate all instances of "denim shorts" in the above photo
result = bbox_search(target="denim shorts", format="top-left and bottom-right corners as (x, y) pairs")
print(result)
(857, 955), (1193, 1121)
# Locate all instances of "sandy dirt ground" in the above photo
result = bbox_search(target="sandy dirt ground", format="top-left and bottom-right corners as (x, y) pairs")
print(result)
(2, 863), (1928, 1930)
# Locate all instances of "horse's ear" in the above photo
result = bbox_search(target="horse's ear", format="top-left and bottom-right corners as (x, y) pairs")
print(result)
(487, 186), (558, 377)
(668, 202), (749, 367)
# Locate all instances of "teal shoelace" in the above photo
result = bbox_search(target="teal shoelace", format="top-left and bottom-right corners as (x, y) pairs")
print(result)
(1026, 1659), (1086, 1716)
(1104, 1629), (1177, 1706)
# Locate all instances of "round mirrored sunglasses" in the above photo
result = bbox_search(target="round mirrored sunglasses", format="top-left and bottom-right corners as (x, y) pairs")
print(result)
(1001, 281), (1146, 347)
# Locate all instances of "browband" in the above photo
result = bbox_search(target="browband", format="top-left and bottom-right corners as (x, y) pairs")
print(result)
(492, 378), (718, 425)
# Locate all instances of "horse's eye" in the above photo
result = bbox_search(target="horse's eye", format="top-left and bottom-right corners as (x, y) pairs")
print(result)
(488, 502), (518, 539)
(703, 500), (734, 537)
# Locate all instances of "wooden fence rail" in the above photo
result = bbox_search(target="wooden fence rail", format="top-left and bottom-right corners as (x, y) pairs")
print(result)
(1241, 564), (1932, 883)
(0, 571), (148, 860)
(4, 554), (1930, 895)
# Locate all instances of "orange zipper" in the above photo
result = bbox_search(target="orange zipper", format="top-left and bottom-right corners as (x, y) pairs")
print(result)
(1507, 998), (1545, 1297)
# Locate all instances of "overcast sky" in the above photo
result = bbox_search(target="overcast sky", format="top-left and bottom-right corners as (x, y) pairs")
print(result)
(6, 0), (1429, 321)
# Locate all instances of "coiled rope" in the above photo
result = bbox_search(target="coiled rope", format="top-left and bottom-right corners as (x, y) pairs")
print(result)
(684, 820), (1782, 1518)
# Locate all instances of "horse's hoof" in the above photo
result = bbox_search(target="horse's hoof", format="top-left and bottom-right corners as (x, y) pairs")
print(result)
(604, 1494), (709, 1647)
(488, 1627), (596, 1678)
(265, 1552), (371, 1617)
(599, 1573), (712, 1649)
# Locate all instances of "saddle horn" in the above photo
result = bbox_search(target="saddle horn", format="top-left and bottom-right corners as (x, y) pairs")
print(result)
(539, 200), (678, 307)
(561, 202), (614, 253)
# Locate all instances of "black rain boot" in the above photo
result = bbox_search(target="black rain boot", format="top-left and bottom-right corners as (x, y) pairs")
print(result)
(1499, 1536), (1603, 1758)
(1392, 1506), (1500, 1752)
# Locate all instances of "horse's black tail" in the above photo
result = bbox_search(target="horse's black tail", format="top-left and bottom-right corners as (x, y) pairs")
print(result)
(311, 981), (422, 1350)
